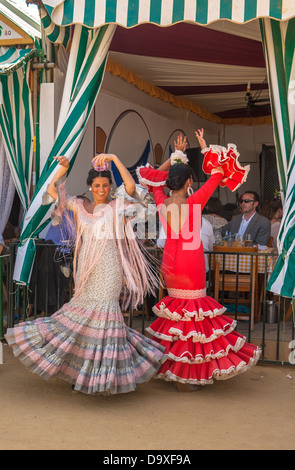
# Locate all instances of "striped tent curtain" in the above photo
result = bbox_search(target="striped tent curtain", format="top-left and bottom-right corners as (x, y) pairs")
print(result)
(13, 23), (116, 284)
(0, 47), (37, 75)
(39, 5), (72, 49)
(0, 58), (34, 212)
(0, 136), (15, 247)
(260, 18), (295, 298)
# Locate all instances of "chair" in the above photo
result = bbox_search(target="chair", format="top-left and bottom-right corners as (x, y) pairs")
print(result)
(158, 262), (167, 301)
(0, 244), (8, 303)
(122, 247), (166, 325)
(267, 236), (274, 248)
(284, 301), (294, 322)
(213, 245), (258, 331)
(122, 298), (150, 326)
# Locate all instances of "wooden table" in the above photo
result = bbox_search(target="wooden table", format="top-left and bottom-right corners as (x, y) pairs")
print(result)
(213, 246), (277, 274)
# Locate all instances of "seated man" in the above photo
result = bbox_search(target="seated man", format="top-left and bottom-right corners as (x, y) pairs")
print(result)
(222, 191), (271, 249)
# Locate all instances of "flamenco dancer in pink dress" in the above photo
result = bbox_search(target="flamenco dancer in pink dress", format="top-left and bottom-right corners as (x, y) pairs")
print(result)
(137, 129), (261, 390)
(5, 153), (166, 394)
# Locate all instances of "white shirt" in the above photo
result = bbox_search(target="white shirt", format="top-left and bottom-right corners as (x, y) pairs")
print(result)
(237, 212), (267, 250)
(237, 212), (256, 237)
(201, 217), (214, 272)
(157, 222), (166, 249)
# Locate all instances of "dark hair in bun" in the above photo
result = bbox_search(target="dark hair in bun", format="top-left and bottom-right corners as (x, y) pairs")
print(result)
(166, 163), (193, 191)
(87, 168), (112, 186)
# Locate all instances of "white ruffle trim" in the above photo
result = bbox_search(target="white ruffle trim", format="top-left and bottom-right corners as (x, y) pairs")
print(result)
(152, 303), (227, 322)
(233, 164), (250, 191)
(201, 143), (251, 191)
(169, 321), (236, 343)
(146, 320), (237, 344)
(154, 348), (261, 385)
(201, 143), (239, 160)
(136, 164), (167, 188)
(166, 335), (246, 364)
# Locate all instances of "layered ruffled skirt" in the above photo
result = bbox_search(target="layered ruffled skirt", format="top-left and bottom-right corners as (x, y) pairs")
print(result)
(137, 141), (259, 385)
(5, 298), (166, 395)
(147, 295), (261, 385)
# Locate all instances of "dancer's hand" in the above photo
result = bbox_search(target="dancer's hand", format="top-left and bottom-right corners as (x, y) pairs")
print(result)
(53, 156), (70, 169)
(92, 154), (135, 197)
(174, 134), (187, 153)
(92, 153), (117, 167)
(48, 156), (70, 201)
(195, 128), (207, 150)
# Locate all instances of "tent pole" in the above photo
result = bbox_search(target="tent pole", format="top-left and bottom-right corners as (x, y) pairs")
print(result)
(30, 58), (38, 199)
(31, 61), (54, 69)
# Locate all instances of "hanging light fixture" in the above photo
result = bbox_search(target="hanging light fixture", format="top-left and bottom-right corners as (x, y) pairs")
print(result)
(244, 77), (270, 115)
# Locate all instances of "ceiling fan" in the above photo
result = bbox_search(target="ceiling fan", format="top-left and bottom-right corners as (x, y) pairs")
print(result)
(245, 77), (271, 116)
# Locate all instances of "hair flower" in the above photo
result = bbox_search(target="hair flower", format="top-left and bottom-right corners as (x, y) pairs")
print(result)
(92, 161), (109, 172)
(170, 150), (189, 166)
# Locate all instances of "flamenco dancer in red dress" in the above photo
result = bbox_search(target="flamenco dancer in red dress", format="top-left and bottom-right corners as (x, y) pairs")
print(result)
(137, 129), (261, 390)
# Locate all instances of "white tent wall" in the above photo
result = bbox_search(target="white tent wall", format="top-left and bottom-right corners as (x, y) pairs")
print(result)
(39, 83), (55, 174)
(66, 89), (218, 197)
(63, 72), (274, 207)
(223, 124), (275, 197)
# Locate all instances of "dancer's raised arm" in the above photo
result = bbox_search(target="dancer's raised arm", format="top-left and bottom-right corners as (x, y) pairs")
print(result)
(158, 134), (188, 171)
(194, 128), (207, 150)
(47, 156), (70, 201)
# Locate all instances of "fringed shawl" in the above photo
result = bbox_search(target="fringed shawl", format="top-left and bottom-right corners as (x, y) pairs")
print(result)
(42, 180), (159, 310)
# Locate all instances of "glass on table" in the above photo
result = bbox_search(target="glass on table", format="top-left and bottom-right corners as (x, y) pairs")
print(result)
(233, 233), (244, 247)
(222, 230), (231, 247)
(214, 228), (223, 246)
(244, 234), (252, 247)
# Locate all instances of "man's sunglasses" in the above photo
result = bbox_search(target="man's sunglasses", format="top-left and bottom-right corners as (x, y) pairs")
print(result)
(239, 199), (255, 204)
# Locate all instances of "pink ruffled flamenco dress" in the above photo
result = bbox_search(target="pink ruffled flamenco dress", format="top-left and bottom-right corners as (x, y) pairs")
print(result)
(137, 144), (261, 386)
(5, 182), (166, 395)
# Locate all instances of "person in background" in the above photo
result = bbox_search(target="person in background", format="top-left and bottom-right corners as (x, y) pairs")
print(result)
(203, 197), (228, 231)
(222, 191), (271, 249)
(45, 195), (91, 247)
(260, 197), (283, 251)
(201, 216), (214, 274)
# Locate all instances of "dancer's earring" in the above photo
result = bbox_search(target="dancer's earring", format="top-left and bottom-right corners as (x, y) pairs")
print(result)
(169, 190), (173, 197)
(89, 187), (92, 192)
(187, 186), (194, 196)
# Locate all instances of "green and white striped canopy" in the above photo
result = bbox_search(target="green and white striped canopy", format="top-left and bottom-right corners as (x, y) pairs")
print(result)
(0, 47), (38, 75)
(42, 0), (295, 28)
(0, 3), (42, 214)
